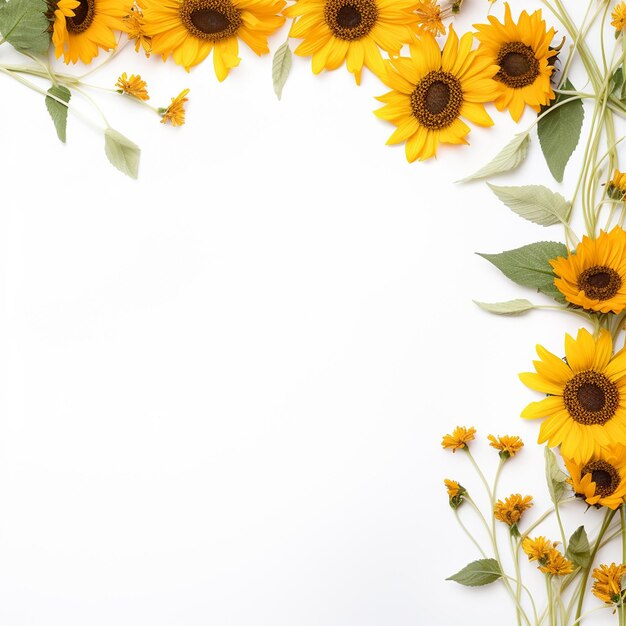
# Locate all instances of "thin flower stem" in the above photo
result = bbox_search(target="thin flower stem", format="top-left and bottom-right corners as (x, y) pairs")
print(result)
(464, 449), (492, 501)
(574, 508), (617, 625)
(570, 605), (613, 625)
(519, 498), (577, 542)
(76, 37), (129, 80)
(621, 505), (626, 565)
(546, 576), (555, 626)
(509, 534), (523, 626)
(554, 497), (567, 553)
(453, 508), (487, 559)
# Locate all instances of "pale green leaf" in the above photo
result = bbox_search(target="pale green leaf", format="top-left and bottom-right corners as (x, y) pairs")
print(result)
(458, 132), (529, 183)
(104, 128), (140, 179)
(538, 78), (584, 182)
(45, 85), (70, 143)
(478, 241), (568, 303)
(566, 526), (590, 569)
(611, 67), (624, 96)
(272, 40), (292, 100)
(474, 299), (536, 316)
(545, 447), (569, 504)
(487, 184), (571, 227)
(446, 559), (502, 587)
(0, 0), (50, 54)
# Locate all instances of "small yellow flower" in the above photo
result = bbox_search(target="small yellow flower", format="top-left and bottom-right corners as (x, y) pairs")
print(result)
(612, 3), (626, 32)
(115, 72), (149, 100)
(538, 549), (574, 576)
(592, 563), (626, 604)
(123, 6), (151, 56)
(608, 170), (626, 201)
(521, 536), (556, 563)
(441, 426), (476, 452)
(487, 434), (524, 459)
(494, 494), (533, 528)
(444, 479), (466, 509)
(160, 89), (190, 127)
(415, 0), (446, 36)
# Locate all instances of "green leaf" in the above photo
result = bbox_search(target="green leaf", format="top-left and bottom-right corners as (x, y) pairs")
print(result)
(545, 446), (569, 504)
(104, 128), (140, 179)
(0, 0), (50, 54)
(566, 526), (590, 569)
(474, 299), (536, 316)
(272, 40), (292, 100)
(538, 78), (584, 182)
(45, 85), (70, 143)
(458, 132), (529, 183)
(477, 241), (568, 303)
(447, 559), (502, 587)
(611, 67), (624, 96)
(487, 184), (571, 227)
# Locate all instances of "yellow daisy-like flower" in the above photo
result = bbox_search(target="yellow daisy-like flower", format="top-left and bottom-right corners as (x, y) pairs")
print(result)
(415, 0), (445, 37)
(564, 445), (626, 509)
(538, 549), (574, 576)
(50, 0), (132, 64)
(441, 425), (476, 452)
(520, 328), (626, 463)
(522, 536), (557, 563)
(138, 0), (285, 81)
(608, 170), (626, 201)
(612, 3), (626, 32)
(444, 478), (466, 509)
(374, 28), (498, 162)
(160, 89), (190, 126)
(123, 6), (151, 56)
(493, 493), (533, 527)
(116, 72), (150, 100)
(592, 563), (626, 605)
(284, 0), (423, 84)
(487, 434), (523, 459)
(474, 3), (556, 121)
(550, 227), (626, 314)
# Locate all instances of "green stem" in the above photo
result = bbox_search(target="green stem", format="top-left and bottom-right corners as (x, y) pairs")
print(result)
(453, 508), (487, 559)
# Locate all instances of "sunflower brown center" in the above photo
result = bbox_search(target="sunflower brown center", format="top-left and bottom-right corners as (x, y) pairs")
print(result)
(581, 460), (621, 498)
(66, 0), (95, 33)
(495, 42), (540, 89)
(410, 70), (463, 130)
(578, 266), (622, 301)
(324, 0), (378, 40)
(563, 370), (620, 425)
(179, 0), (241, 40)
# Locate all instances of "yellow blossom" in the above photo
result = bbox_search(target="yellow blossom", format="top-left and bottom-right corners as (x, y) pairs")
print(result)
(487, 434), (524, 459)
(444, 479), (466, 509)
(521, 536), (556, 563)
(493, 494), (533, 528)
(415, 0), (446, 36)
(612, 3), (626, 31)
(115, 73), (149, 100)
(160, 89), (190, 127)
(538, 549), (574, 576)
(123, 6), (151, 56)
(592, 563), (626, 604)
(441, 426), (476, 452)
(608, 169), (626, 201)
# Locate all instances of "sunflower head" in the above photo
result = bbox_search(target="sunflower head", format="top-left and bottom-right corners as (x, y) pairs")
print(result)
(565, 445), (626, 510)
(441, 425), (476, 452)
(592, 563), (626, 605)
(520, 328), (626, 463)
(550, 227), (626, 314)
(474, 2), (556, 121)
(374, 27), (498, 162)
(487, 434), (523, 459)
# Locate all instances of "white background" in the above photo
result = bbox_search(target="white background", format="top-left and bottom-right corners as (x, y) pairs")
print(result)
(0, 1), (621, 624)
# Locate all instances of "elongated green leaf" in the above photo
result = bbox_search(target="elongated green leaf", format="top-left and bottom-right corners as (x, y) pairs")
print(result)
(566, 526), (590, 569)
(538, 78), (584, 182)
(447, 559), (502, 587)
(487, 184), (571, 227)
(611, 67), (624, 96)
(458, 132), (529, 183)
(45, 85), (70, 143)
(104, 129), (140, 179)
(0, 0), (50, 54)
(478, 241), (568, 303)
(474, 299), (536, 316)
(272, 40), (292, 100)
(545, 447), (569, 504)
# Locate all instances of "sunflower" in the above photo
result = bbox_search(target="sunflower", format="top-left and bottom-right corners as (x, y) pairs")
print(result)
(49, 0), (131, 64)
(592, 563), (626, 605)
(607, 169), (626, 201)
(374, 28), (498, 162)
(519, 328), (626, 463)
(284, 0), (423, 84)
(474, 3), (556, 122)
(138, 0), (285, 81)
(564, 445), (626, 509)
(550, 227), (626, 314)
